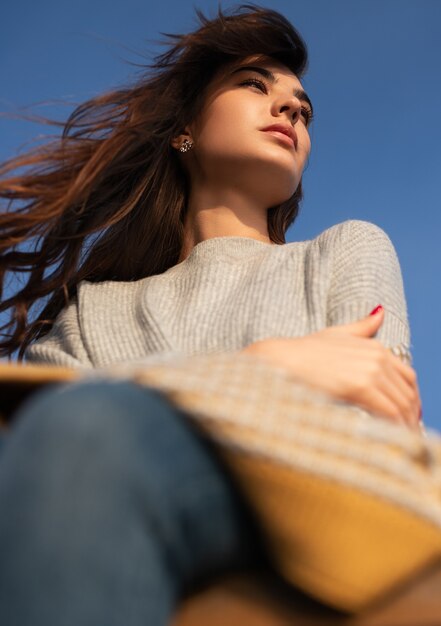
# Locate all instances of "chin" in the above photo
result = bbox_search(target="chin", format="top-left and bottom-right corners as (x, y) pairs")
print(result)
(258, 167), (300, 204)
(258, 153), (301, 186)
(253, 184), (296, 208)
(267, 191), (297, 207)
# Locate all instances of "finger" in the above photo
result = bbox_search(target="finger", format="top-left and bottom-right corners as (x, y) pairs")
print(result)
(357, 388), (408, 429)
(332, 307), (385, 338)
(387, 353), (422, 422)
(389, 352), (419, 390)
(377, 367), (420, 429)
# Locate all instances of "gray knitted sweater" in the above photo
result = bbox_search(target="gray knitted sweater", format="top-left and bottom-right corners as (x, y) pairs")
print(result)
(24, 220), (412, 369)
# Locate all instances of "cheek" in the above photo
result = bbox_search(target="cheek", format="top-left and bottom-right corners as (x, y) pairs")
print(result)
(199, 115), (233, 148)
(195, 96), (256, 151)
(298, 128), (311, 158)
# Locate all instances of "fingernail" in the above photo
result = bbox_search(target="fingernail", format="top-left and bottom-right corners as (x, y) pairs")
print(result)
(369, 305), (383, 316)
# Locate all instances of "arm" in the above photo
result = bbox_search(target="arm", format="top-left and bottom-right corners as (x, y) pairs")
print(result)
(242, 221), (420, 430)
(326, 219), (411, 364)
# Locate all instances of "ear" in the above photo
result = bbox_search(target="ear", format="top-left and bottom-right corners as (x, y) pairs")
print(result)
(170, 127), (193, 151)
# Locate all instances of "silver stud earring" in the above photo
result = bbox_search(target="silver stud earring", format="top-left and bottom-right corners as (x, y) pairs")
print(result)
(179, 139), (194, 153)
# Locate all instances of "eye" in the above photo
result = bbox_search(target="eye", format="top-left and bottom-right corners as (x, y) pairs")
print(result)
(239, 77), (268, 93)
(300, 106), (314, 127)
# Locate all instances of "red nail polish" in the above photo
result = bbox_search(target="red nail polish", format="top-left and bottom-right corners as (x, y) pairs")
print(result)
(369, 305), (383, 316)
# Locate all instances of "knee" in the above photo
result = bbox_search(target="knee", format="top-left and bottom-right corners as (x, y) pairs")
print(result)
(17, 377), (162, 428)
(10, 380), (174, 479)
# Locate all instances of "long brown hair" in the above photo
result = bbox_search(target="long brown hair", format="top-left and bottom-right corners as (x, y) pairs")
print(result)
(0, 3), (308, 361)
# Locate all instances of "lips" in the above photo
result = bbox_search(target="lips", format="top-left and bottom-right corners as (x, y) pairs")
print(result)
(261, 124), (297, 149)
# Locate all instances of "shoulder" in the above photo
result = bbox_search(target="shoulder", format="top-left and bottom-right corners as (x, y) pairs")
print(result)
(279, 220), (399, 275)
(308, 219), (400, 268)
(76, 278), (142, 310)
(24, 292), (91, 367)
(313, 219), (395, 250)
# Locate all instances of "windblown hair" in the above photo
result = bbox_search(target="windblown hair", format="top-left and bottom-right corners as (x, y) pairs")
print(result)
(0, 3), (308, 361)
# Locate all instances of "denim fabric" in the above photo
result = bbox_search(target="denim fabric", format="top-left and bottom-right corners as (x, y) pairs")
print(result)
(0, 380), (269, 626)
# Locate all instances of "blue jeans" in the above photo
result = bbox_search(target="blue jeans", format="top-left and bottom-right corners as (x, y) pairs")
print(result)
(0, 380), (270, 625)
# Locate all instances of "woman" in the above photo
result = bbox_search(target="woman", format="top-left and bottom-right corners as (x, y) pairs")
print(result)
(0, 4), (422, 625)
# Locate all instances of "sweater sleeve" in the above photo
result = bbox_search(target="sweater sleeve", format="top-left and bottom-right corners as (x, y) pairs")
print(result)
(324, 219), (412, 364)
(24, 295), (93, 369)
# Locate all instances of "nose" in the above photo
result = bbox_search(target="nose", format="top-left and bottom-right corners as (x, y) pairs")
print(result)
(274, 94), (302, 124)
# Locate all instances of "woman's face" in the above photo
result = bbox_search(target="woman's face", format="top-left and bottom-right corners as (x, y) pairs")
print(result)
(182, 55), (313, 208)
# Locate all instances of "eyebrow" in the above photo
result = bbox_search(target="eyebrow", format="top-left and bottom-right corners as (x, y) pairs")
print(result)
(230, 65), (314, 115)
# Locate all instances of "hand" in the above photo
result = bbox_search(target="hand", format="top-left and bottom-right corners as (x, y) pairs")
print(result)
(242, 307), (421, 431)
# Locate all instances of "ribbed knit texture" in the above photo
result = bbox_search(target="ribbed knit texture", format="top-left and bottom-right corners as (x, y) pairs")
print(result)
(24, 219), (412, 369)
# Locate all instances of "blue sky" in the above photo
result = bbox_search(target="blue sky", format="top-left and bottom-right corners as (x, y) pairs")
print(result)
(1, 0), (440, 430)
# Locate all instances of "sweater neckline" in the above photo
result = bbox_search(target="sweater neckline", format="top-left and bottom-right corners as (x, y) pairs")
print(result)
(181, 236), (278, 263)
(160, 236), (281, 275)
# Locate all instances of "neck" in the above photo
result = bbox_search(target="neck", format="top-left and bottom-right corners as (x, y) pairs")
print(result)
(179, 188), (271, 263)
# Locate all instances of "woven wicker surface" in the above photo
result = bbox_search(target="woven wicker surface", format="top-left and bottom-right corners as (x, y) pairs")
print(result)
(1, 355), (440, 614)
